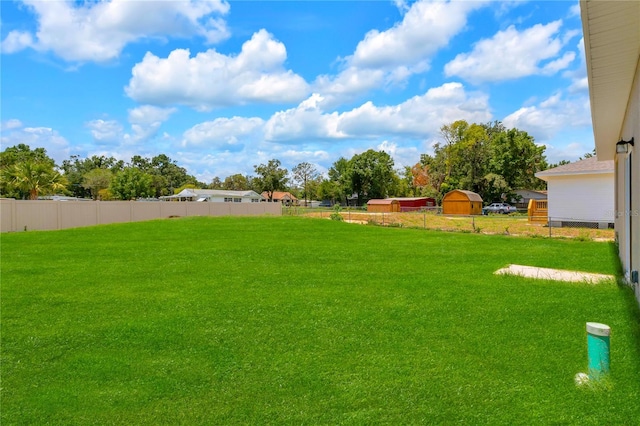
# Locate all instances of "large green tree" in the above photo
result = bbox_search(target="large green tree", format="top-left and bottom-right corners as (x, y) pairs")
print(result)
(2, 160), (67, 200)
(0, 145), (67, 199)
(82, 168), (114, 200)
(109, 167), (153, 200)
(348, 149), (396, 205)
(327, 157), (352, 205)
(61, 155), (124, 198)
(419, 120), (548, 204)
(130, 154), (198, 197)
(208, 177), (224, 189)
(253, 159), (288, 201)
(292, 162), (319, 206)
(223, 174), (251, 191)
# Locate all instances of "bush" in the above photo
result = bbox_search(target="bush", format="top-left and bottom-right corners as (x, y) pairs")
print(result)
(330, 204), (344, 221)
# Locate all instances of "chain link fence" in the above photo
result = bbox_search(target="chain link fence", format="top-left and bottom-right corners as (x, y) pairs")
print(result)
(283, 206), (615, 241)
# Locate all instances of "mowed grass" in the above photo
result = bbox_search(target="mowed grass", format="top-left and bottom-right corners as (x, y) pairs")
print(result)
(2, 216), (640, 424)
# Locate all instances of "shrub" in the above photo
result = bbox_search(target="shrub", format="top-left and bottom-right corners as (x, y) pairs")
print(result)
(330, 204), (344, 221)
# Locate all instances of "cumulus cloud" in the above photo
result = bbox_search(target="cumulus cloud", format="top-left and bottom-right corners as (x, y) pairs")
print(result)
(543, 139), (595, 164)
(1, 119), (24, 131)
(503, 92), (591, 141)
(314, 0), (485, 105)
(86, 119), (124, 144)
(1, 0), (230, 62)
(86, 106), (175, 146)
(0, 124), (70, 164)
(182, 116), (264, 151)
(338, 83), (492, 137)
(264, 94), (343, 142)
(126, 105), (177, 143)
(569, 4), (581, 18)
(352, 1), (479, 69)
(1, 31), (34, 54)
(125, 29), (310, 110)
(265, 82), (492, 142)
(444, 20), (577, 83)
(565, 37), (588, 93)
(376, 140), (421, 169)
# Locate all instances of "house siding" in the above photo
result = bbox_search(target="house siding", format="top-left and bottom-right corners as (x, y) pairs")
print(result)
(617, 59), (640, 292)
(546, 174), (614, 224)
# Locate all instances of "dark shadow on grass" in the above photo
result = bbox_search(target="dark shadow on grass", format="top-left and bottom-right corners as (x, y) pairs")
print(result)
(609, 240), (640, 366)
(621, 285), (640, 371)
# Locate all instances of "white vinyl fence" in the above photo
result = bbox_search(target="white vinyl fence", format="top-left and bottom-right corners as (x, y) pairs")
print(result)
(0, 199), (282, 232)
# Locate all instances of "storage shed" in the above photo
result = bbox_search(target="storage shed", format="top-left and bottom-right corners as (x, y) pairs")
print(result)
(367, 199), (400, 213)
(389, 197), (437, 212)
(442, 190), (483, 215)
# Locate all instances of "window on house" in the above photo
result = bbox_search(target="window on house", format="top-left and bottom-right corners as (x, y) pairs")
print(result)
(251, 199), (259, 203)
(234, 198), (242, 203)
(224, 197), (232, 202)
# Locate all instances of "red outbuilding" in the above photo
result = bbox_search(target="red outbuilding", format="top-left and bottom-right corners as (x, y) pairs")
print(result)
(388, 197), (437, 212)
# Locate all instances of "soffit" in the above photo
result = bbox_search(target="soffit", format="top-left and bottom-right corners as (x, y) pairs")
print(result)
(581, 0), (640, 161)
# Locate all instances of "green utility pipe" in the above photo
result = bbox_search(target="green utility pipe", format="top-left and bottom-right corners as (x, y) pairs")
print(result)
(586, 322), (610, 378)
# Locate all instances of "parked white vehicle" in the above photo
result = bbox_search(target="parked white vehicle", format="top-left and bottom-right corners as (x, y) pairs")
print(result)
(483, 203), (517, 214)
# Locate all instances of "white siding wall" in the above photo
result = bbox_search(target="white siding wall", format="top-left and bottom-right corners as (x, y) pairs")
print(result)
(618, 57), (639, 293)
(547, 174), (614, 222)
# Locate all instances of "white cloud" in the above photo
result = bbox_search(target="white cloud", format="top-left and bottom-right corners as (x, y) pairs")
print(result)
(314, 0), (485, 105)
(125, 29), (310, 110)
(565, 37), (588, 93)
(568, 77), (589, 93)
(337, 83), (492, 138)
(178, 82), (491, 177)
(352, 0), (479, 69)
(444, 20), (577, 83)
(264, 94), (343, 142)
(86, 106), (175, 146)
(313, 68), (387, 107)
(543, 140), (594, 164)
(569, 4), (581, 18)
(86, 119), (124, 144)
(1, 0), (230, 62)
(128, 105), (175, 126)
(1, 31), (34, 54)
(393, 0), (411, 14)
(0, 125), (70, 165)
(376, 140), (421, 170)
(265, 82), (492, 142)
(126, 105), (177, 144)
(503, 92), (591, 141)
(1, 119), (24, 131)
(182, 116), (264, 150)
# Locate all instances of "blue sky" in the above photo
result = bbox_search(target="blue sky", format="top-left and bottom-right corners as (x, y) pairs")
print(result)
(1, 0), (594, 182)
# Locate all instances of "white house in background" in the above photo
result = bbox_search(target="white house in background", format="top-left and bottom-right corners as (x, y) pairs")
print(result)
(535, 157), (614, 229)
(160, 189), (264, 203)
(511, 189), (547, 210)
(581, 0), (639, 293)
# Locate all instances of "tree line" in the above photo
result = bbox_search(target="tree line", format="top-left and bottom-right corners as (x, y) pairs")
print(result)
(1, 120), (566, 204)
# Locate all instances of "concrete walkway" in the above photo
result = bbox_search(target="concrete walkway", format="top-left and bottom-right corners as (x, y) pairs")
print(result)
(495, 264), (615, 283)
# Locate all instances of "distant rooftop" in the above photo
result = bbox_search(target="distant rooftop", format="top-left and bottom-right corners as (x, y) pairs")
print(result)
(536, 157), (613, 180)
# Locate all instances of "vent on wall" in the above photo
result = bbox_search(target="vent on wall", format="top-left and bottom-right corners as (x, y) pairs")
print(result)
(561, 221), (599, 229)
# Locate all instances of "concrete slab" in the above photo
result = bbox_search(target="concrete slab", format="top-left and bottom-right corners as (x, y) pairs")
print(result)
(495, 264), (615, 284)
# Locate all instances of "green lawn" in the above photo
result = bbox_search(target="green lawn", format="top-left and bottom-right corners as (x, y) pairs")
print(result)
(2, 216), (639, 424)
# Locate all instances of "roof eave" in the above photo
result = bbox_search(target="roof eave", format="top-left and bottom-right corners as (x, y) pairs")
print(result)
(580, 0), (640, 161)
